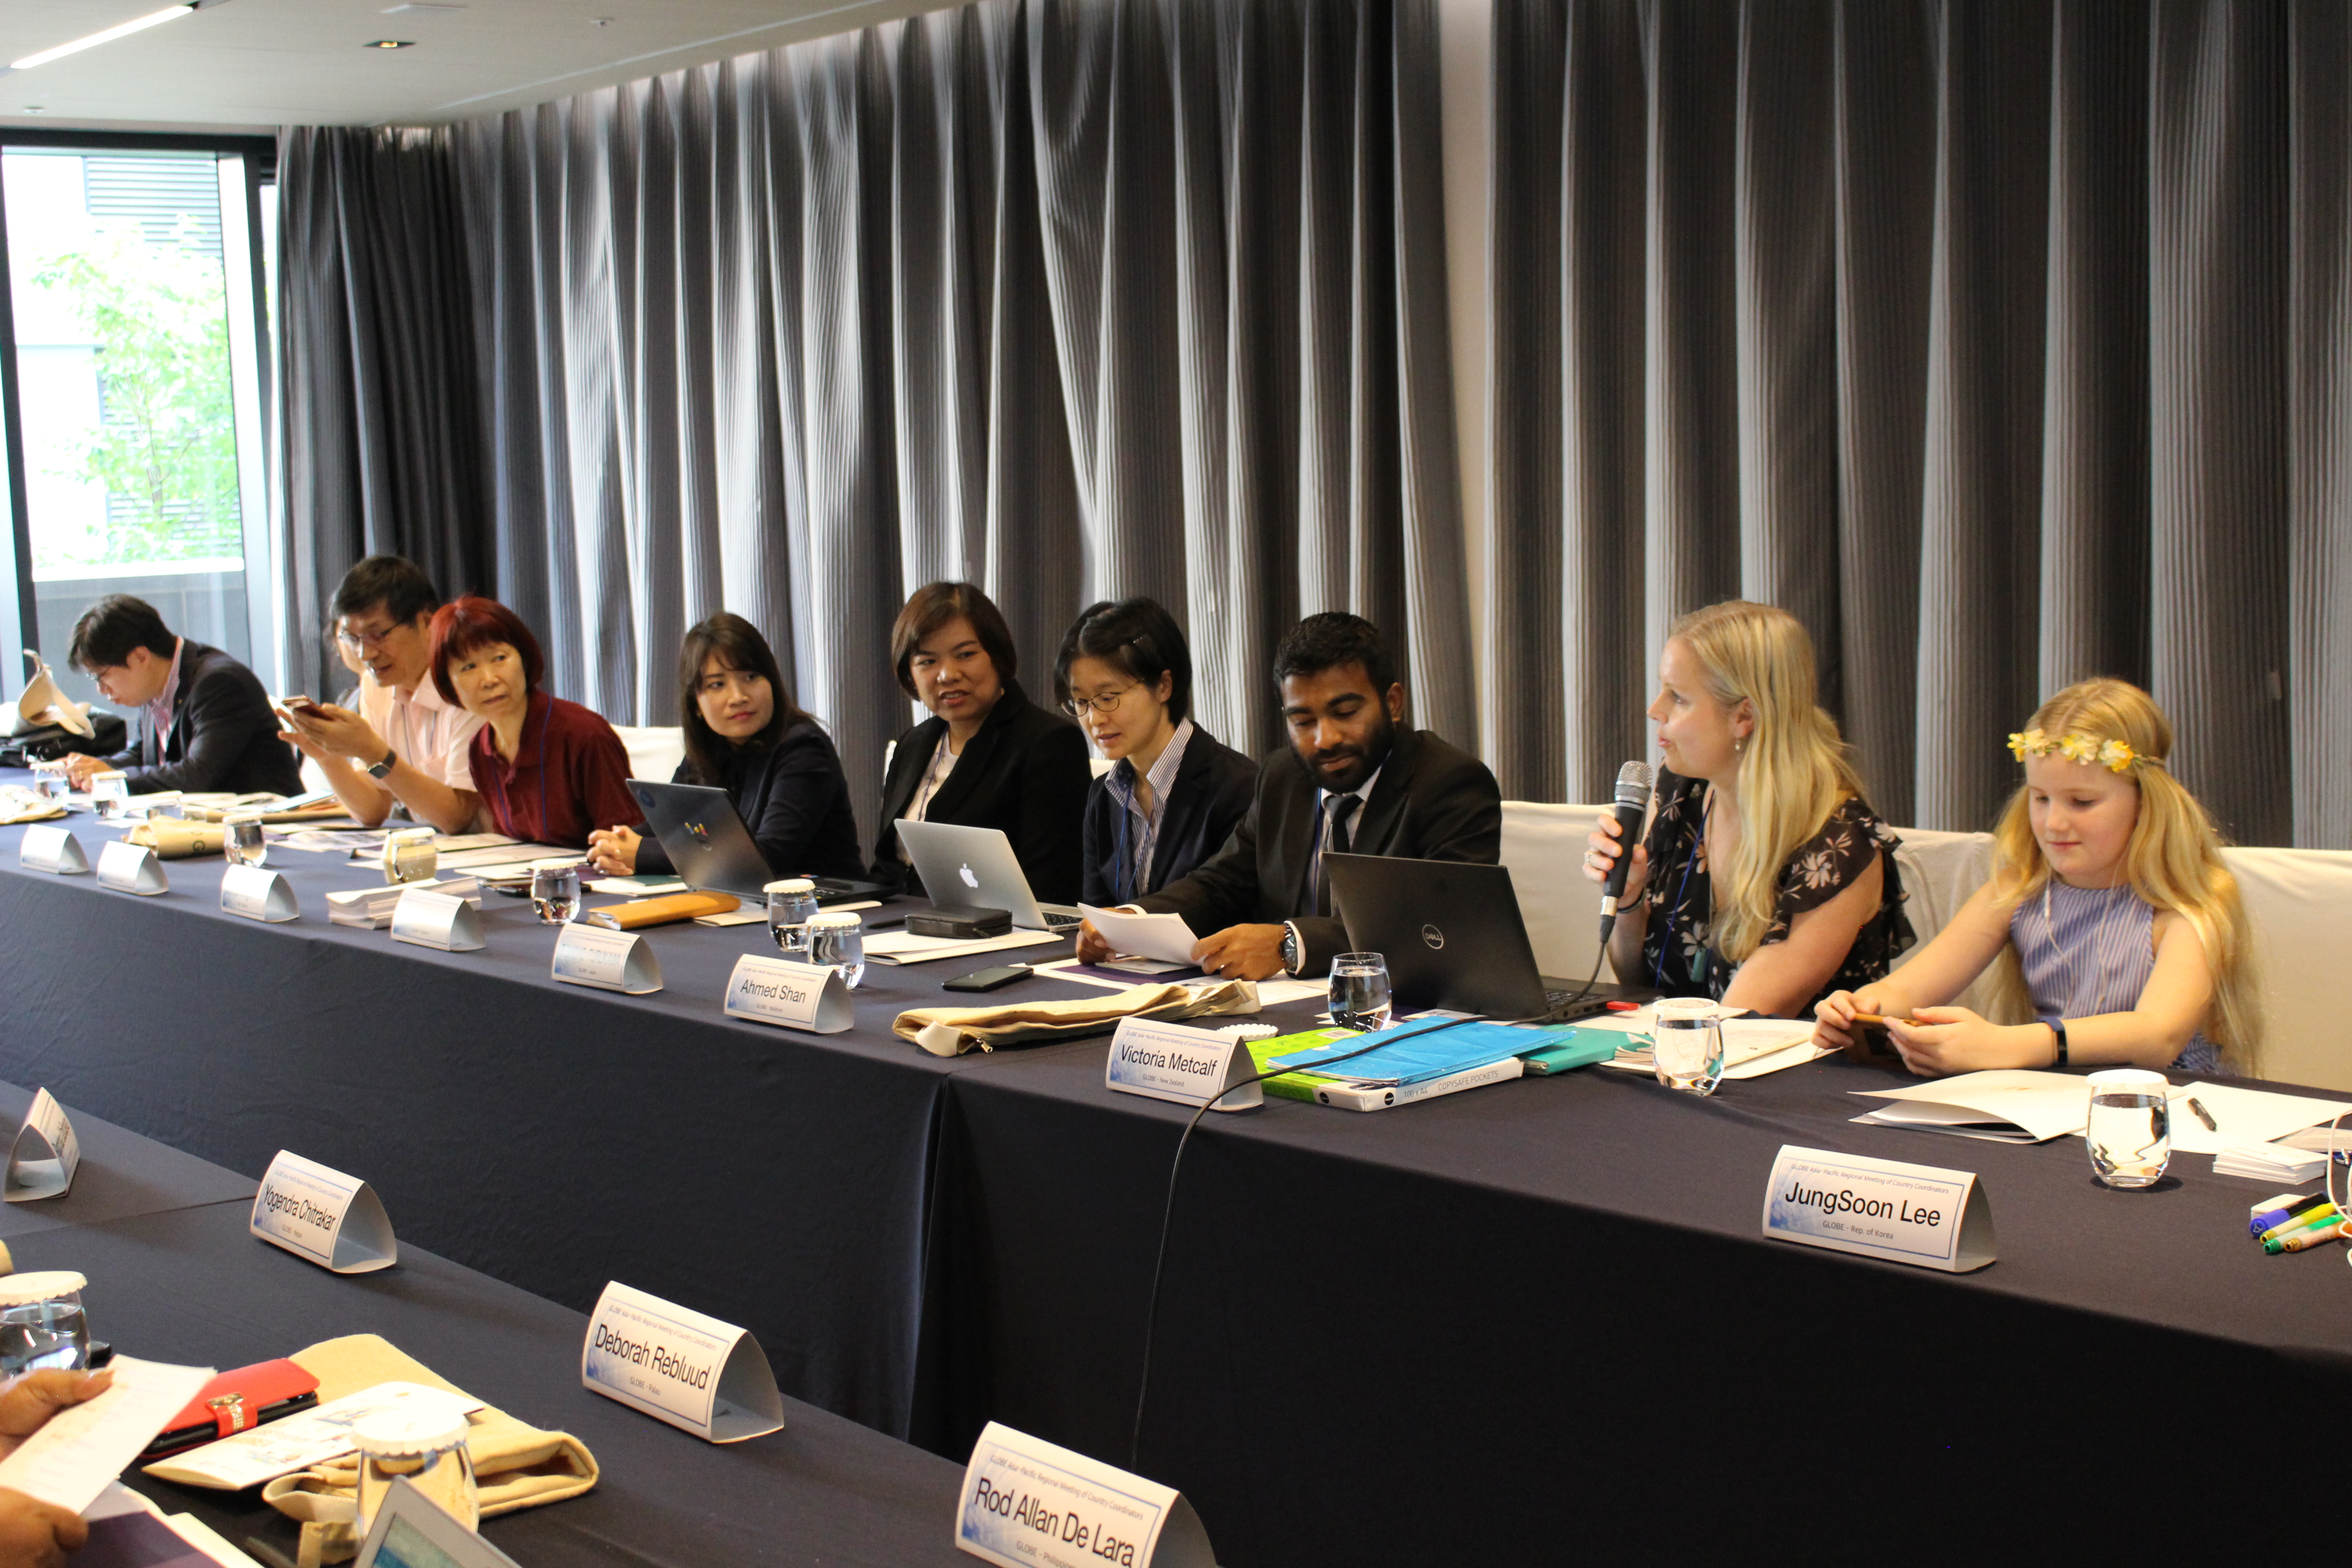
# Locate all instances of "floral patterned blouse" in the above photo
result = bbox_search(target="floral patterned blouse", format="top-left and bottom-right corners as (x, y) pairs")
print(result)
(1635, 770), (1914, 1012)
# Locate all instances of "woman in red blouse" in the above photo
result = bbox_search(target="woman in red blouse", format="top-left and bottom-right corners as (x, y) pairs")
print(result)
(429, 596), (638, 847)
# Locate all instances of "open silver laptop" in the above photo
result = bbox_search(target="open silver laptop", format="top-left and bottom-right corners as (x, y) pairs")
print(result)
(358, 1476), (522, 1568)
(893, 818), (1082, 931)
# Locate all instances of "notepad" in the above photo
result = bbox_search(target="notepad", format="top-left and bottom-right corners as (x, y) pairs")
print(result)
(1266, 1018), (1530, 1087)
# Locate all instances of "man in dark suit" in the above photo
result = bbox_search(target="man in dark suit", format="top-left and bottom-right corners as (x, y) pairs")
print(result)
(59, 594), (302, 797)
(1078, 611), (1501, 981)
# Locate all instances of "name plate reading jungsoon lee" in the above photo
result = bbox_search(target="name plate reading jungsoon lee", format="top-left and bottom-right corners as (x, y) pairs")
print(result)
(95, 838), (168, 896)
(1762, 1144), (1996, 1274)
(5, 1088), (81, 1203)
(551, 922), (663, 994)
(18, 826), (88, 876)
(1103, 1019), (1261, 1113)
(956, 1421), (1217, 1568)
(250, 1150), (397, 1274)
(722, 955), (852, 1033)
(220, 864), (299, 922)
(581, 1281), (785, 1443)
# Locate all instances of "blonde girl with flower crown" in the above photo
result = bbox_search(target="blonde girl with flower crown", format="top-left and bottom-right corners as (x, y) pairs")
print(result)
(1815, 678), (2259, 1077)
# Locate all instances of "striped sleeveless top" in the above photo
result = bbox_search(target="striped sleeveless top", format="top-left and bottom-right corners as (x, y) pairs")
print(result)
(2009, 881), (2221, 1076)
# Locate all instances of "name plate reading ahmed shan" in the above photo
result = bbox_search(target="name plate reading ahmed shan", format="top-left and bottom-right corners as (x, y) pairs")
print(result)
(722, 955), (852, 1033)
(1761, 1144), (1995, 1273)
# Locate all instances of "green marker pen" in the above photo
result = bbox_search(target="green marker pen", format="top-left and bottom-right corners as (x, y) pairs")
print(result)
(2271, 1220), (2350, 1255)
(2257, 1202), (2341, 1246)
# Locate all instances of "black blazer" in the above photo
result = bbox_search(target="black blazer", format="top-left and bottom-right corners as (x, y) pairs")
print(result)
(1137, 726), (1502, 976)
(872, 680), (1092, 903)
(108, 640), (302, 797)
(639, 720), (866, 882)
(1080, 725), (1257, 906)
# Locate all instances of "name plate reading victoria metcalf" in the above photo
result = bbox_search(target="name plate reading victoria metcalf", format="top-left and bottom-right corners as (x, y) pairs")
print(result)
(581, 1281), (785, 1443)
(722, 955), (852, 1033)
(1104, 1019), (1262, 1113)
(5, 1088), (81, 1203)
(956, 1421), (1217, 1568)
(551, 922), (663, 994)
(18, 826), (88, 876)
(1762, 1144), (1996, 1274)
(390, 887), (485, 952)
(95, 838), (168, 895)
(250, 1150), (397, 1274)
(220, 864), (299, 922)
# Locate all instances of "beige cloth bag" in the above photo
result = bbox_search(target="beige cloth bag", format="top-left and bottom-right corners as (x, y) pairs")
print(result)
(893, 979), (1260, 1056)
(259, 1334), (598, 1566)
(126, 818), (226, 858)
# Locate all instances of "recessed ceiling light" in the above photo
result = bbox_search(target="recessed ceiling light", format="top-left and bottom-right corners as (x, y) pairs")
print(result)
(381, 4), (466, 13)
(365, 39), (416, 49)
(11, 4), (195, 71)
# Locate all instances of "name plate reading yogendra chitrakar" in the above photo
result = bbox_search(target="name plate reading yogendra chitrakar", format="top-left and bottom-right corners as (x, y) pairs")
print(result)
(220, 863), (299, 922)
(1762, 1144), (1996, 1274)
(722, 955), (852, 1033)
(250, 1150), (397, 1274)
(5, 1088), (81, 1203)
(1103, 1019), (1262, 1113)
(581, 1281), (785, 1443)
(390, 887), (485, 952)
(956, 1421), (1217, 1568)
(551, 922), (663, 994)
(18, 825), (87, 876)
(95, 838), (167, 895)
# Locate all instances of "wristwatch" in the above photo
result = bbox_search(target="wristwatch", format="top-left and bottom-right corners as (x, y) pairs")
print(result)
(365, 746), (397, 780)
(1279, 922), (1303, 977)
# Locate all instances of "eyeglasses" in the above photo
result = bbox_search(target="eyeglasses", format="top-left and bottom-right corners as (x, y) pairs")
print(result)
(1061, 686), (1141, 717)
(334, 622), (407, 653)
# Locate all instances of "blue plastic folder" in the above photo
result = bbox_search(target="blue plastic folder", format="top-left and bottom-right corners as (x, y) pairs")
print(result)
(1267, 1019), (1539, 1087)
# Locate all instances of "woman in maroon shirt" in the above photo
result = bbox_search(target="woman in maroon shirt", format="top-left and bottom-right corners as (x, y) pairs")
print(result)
(428, 597), (637, 847)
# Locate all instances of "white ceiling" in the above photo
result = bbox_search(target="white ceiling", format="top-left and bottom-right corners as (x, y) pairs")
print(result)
(0, 0), (957, 132)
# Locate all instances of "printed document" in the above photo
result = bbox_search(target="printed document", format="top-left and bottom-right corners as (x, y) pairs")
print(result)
(1849, 1070), (2099, 1143)
(1077, 905), (1200, 966)
(0, 1356), (212, 1514)
(144, 1381), (480, 1491)
(2160, 1082), (2348, 1156)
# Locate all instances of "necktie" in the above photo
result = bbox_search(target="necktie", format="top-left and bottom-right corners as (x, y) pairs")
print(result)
(1316, 794), (1361, 916)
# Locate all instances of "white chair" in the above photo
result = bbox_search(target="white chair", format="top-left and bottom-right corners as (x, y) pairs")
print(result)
(1499, 801), (1616, 983)
(1884, 826), (2002, 1017)
(612, 725), (686, 784)
(2219, 846), (2352, 1092)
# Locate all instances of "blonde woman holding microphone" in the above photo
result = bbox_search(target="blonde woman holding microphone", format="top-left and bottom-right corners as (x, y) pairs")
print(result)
(1583, 601), (1913, 1017)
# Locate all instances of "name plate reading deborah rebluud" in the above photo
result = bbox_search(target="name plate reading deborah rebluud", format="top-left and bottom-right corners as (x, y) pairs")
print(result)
(580, 1281), (784, 1443)
(1761, 1144), (1996, 1273)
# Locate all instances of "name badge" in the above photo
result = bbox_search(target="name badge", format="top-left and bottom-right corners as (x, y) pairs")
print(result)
(955, 1421), (1217, 1568)
(220, 864), (299, 922)
(5, 1088), (81, 1203)
(390, 887), (485, 952)
(723, 955), (852, 1033)
(250, 1150), (397, 1274)
(551, 922), (663, 994)
(18, 826), (88, 876)
(580, 1281), (785, 1443)
(95, 839), (168, 896)
(1103, 1019), (1262, 1113)
(1762, 1144), (1996, 1273)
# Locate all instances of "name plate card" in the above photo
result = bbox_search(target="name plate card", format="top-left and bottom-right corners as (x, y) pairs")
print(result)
(220, 864), (299, 923)
(956, 1421), (1216, 1568)
(722, 955), (852, 1033)
(551, 922), (663, 995)
(390, 888), (485, 952)
(95, 839), (168, 896)
(580, 1281), (785, 1443)
(1762, 1144), (1996, 1273)
(1104, 1019), (1262, 1113)
(5, 1089), (81, 1203)
(250, 1150), (397, 1274)
(18, 826), (88, 876)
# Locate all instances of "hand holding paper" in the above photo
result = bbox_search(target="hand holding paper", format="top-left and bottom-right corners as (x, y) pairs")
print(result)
(1078, 904), (1200, 966)
(0, 1357), (211, 1514)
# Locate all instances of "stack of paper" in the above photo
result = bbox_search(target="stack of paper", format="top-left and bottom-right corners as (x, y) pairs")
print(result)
(865, 927), (1063, 965)
(2214, 1142), (2331, 1182)
(1265, 1018), (1529, 1087)
(325, 876), (481, 929)
(1849, 1071), (2097, 1143)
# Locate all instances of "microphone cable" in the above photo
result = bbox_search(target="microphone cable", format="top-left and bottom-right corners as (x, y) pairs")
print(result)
(1128, 1015), (1480, 1468)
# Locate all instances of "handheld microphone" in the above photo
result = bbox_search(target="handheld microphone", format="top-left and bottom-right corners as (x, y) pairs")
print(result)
(1597, 760), (1654, 941)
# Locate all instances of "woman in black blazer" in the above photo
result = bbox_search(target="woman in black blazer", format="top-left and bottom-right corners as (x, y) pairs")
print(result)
(1054, 598), (1255, 906)
(872, 582), (1092, 902)
(587, 612), (863, 881)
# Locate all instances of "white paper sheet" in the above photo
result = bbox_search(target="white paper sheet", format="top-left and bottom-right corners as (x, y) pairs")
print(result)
(1600, 1016), (1824, 1078)
(0, 1356), (212, 1514)
(143, 1381), (480, 1491)
(2162, 1082), (2349, 1156)
(863, 929), (1063, 965)
(1848, 1070), (2097, 1143)
(1077, 904), (1200, 965)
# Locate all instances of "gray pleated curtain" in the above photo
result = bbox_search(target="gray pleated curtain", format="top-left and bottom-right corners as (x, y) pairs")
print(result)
(1486, 0), (2352, 847)
(279, 0), (1472, 846)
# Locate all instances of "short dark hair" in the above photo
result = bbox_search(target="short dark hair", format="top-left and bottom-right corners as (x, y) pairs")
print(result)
(1272, 612), (1396, 696)
(890, 582), (1019, 699)
(429, 596), (546, 706)
(332, 555), (441, 627)
(67, 595), (176, 672)
(1053, 598), (1194, 724)
(677, 612), (815, 784)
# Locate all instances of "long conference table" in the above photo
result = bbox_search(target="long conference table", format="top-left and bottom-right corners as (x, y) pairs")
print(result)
(7, 794), (2352, 1558)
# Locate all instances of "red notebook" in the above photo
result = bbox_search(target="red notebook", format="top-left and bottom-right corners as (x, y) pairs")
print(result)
(137, 1358), (320, 1460)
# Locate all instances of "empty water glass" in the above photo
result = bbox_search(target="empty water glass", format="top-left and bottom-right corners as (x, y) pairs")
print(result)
(89, 772), (128, 819)
(1329, 952), (1393, 1032)
(0, 1272), (88, 1377)
(2086, 1068), (2171, 1188)
(223, 810), (268, 868)
(1648, 997), (1726, 1095)
(806, 911), (865, 990)
(530, 861), (581, 925)
(766, 878), (821, 957)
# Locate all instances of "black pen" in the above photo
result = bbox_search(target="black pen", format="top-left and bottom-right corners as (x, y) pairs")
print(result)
(2186, 1095), (2218, 1132)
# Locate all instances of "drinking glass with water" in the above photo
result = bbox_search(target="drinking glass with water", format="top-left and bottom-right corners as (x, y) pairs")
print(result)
(806, 912), (865, 990)
(1647, 997), (1726, 1095)
(765, 878), (821, 957)
(1329, 952), (1393, 1032)
(223, 810), (268, 868)
(90, 772), (129, 820)
(2086, 1068), (2171, 1188)
(0, 1272), (89, 1377)
(530, 861), (582, 925)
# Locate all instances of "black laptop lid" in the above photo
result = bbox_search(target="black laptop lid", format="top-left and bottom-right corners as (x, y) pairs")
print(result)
(1323, 853), (1556, 1017)
(626, 780), (773, 899)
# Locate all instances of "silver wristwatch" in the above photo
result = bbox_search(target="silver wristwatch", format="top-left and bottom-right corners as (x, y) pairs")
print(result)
(1279, 922), (1303, 977)
(365, 746), (397, 780)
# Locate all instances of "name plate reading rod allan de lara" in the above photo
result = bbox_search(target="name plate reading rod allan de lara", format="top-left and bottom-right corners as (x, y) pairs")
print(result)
(1761, 1144), (1996, 1274)
(956, 1421), (1218, 1568)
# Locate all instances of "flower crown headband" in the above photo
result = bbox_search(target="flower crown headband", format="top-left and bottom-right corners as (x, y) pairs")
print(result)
(2005, 728), (2166, 774)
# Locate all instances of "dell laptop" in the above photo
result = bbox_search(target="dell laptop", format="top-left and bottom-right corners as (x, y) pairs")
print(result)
(1323, 853), (1656, 1021)
(893, 818), (1083, 931)
(628, 780), (887, 904)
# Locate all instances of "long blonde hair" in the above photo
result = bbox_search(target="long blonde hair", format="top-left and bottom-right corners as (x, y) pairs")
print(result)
(1670, 601), (1863, 964)
(1983, 678), (2262, 1073)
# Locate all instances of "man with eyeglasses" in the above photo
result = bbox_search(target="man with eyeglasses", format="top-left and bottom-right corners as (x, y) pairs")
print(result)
(59, 595), (302, 797)
(275, 555), (484, 833)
